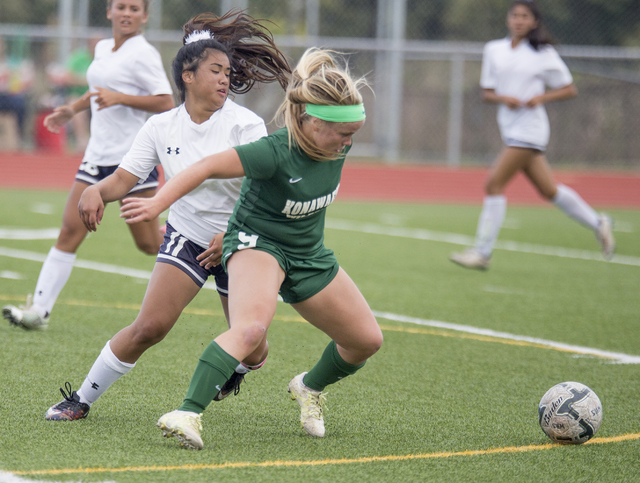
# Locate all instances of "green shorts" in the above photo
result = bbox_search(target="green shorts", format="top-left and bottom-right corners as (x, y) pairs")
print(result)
(222, 224), (339, 304)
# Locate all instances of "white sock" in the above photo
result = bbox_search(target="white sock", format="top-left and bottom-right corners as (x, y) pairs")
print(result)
(31, 247), (76, 318)
(77, 341), (135, 405)
(552, 184), (600, 231)
(235, 356), (267, 374)
(474, 195), (507, 258)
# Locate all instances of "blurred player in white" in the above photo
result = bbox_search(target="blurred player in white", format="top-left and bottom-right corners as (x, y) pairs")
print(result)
(3, 0), (174, 328)
(43, 11), (291, 421)
(450, 0), (615, 270)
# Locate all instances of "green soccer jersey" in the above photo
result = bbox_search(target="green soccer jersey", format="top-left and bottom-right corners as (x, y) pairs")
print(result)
(232, 127), (350, 257)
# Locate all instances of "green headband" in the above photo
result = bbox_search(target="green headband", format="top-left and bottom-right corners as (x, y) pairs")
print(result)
(305, 104), (366, 123)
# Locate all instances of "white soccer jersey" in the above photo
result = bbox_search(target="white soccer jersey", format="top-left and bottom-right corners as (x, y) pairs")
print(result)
(83, 35), (173, 167)
(480, 38), (573, 147)
(119, 101), (267, 248)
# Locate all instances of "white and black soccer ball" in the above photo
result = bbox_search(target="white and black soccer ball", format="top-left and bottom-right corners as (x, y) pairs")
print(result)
(538, 381), (603, 444)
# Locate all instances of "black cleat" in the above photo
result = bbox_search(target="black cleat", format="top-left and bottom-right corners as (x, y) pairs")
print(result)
(45, 382), (90, 421)
(213, 371), (245, 401)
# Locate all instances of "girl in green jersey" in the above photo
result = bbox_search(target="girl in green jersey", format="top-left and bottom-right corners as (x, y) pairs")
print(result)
(122, 48), (382, 450)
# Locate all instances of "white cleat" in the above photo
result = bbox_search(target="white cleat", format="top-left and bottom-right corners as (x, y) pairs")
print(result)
(3, 295), (49, 330)
(156, 410), (203, 450)
(596, 214), (615, 260)
(449, 248), (490, 270)
(288, 372), (326, 438)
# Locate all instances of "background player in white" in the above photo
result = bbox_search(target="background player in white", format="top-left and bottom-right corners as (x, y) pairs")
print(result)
(3, 0), (174, 329)
(121, 48), (382, 450)
(43, 11), (291, 421)
(450, 0), (615, 270)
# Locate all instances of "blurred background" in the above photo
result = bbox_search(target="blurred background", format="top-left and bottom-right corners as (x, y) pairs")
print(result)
(1, 0), (639, 168)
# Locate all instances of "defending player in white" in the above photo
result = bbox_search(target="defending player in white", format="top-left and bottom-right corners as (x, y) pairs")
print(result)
(450, 0), (615, 270)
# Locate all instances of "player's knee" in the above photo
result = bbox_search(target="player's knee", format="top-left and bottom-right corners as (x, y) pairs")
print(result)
(57, 223), (84, 247)
(135, 238), (161, 255)
(130, 320), (169, 347)
(240, 323), (269, 352)
(485, 179), (502, 195)
(537, 185), (557, 200)
(364, 330), (383, 357)
(350, 329), (383, 359)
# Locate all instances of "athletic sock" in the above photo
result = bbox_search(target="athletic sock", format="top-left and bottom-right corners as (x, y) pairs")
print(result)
(77, 341), (135, 405)
(32, 246), (77, 318)
(303, 341), (366, 392)
(552, 184), (600, 231)
(235, 356), (267, 375)
(179, 341), (239, 413)
(474, 195), (507, 258)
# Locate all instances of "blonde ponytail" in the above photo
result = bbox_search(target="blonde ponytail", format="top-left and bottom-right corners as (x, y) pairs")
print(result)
(275, 48), (369, 161)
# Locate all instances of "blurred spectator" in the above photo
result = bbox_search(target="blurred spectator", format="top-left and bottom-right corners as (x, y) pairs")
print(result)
(46, 38), (99, 152)
(0, 36), (34, 151)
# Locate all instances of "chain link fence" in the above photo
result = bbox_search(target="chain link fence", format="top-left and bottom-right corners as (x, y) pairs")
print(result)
(1, 0), (640, 167)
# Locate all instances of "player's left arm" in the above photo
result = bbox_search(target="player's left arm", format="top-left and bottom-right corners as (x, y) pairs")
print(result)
(525, 83), (577, 108)
(121, 148), (245, 224)
(90, 87), (174, 113)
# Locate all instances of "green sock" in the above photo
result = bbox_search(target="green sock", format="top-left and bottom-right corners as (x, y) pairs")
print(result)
(303, 340), (366, 392)
(179, 341), (239, 413)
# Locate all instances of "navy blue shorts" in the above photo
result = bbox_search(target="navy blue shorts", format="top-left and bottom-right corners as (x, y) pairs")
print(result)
(76, 162), (160, 194)
(156, 223), (228, 295)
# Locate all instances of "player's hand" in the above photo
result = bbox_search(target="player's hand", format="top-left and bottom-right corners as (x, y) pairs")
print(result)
(120, 196), (162, 224)
(197, 232), (225, 269)
(43, 105), (74, 133)
(90, 87), (123, 110)
(501, 96), (522, 109)
(78, 185), (105, 232)
(524, 95), (544, 108)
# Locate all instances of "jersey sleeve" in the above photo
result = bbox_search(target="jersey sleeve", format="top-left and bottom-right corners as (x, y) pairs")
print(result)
(541, 47), (573, 89)
(133, 46), (173, 96)
(238, 120), (268, 146)
(234, 135), (279, 180)
(119, 119), (160, 181)
(480, 42), (497, 89)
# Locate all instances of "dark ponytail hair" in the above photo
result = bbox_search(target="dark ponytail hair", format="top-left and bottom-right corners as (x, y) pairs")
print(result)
(171, 10), (291, 103)
(510, 0), (554, 51)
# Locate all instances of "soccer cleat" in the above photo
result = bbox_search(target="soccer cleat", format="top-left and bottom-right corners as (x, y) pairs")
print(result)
(45, 382), (90, 421)
(449, 248), (491, 270)
(157, 410), (204, 450)
(288, 372), (326, 438)
(596, 214), (615, 260)
(3, 294), (49, 330)
(213, 371), (245, 401)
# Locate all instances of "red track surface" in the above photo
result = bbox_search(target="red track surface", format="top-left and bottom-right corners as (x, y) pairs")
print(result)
(1, 151), (639, 208)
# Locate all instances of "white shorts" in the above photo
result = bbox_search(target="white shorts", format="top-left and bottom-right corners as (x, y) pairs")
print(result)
(504, 138), (546, 152)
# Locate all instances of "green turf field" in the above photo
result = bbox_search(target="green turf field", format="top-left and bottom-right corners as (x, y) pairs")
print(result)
(1, 189), (639, 482)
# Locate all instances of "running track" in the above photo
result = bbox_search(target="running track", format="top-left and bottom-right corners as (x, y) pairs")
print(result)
(1, 152), (639, 208)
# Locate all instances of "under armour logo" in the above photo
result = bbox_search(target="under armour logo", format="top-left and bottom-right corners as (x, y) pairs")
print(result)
(167, 147), (180, 155)
(91, 381), (100, 390)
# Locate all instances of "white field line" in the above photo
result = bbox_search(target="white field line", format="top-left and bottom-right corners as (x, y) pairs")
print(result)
(372, 310), (640, 364)
(1, 245), (639, 364)
(0, 470), (116, 483)
(0, 246), (218, 291)
(0, 228), (60, 240)
(325, 218), (640, 267)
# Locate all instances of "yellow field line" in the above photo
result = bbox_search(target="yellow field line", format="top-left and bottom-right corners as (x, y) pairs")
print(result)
(0, 294), (622, 359)
(12, 433), (640, 476)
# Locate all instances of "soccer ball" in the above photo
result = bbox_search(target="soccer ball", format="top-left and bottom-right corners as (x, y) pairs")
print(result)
(538, 381), (603, 444)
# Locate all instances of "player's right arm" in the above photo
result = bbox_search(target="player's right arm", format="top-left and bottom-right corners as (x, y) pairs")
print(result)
(43, 90), (92, 133)
(121, 148), (245, 224)
(79, 168), (140, 232)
